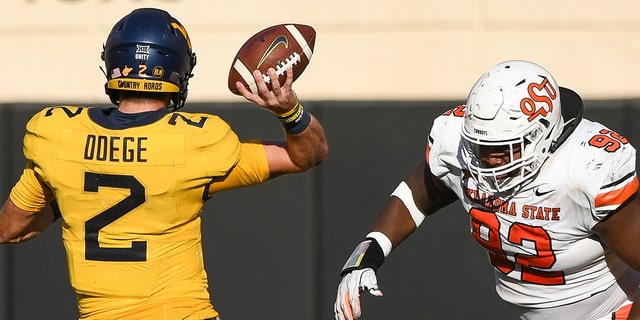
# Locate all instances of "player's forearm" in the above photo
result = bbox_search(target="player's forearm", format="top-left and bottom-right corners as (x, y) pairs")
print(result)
(370, 197), (419, 248)
(284, 115), (328, 171)
(0, 200), (54, 243)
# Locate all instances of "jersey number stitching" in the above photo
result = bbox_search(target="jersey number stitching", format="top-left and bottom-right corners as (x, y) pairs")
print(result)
(588, 129), (629, 153)
(84, 172), (147, 261)
(470, 208), (565, 285)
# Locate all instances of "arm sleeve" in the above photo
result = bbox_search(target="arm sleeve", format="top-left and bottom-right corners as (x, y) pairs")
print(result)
(208, 140), (270, 194)
(9, 161), (54, 212)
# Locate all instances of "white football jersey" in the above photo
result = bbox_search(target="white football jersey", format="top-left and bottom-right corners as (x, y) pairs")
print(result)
(427, 105), (640, 309)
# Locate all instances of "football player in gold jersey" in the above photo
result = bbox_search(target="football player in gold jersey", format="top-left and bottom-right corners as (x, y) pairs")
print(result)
(0, 8), (327, 320)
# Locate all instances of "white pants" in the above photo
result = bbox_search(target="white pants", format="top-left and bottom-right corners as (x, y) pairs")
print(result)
(507, 283), (634, 320)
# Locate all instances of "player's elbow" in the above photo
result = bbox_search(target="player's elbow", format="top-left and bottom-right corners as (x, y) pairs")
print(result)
(0, 229), (44, 243)
(0, 231), (24, 244)
(0, 234), (11, 244)
(295, 144), (328, 172)
(311, 143), (329, 168)
(0, 221), (18, 243)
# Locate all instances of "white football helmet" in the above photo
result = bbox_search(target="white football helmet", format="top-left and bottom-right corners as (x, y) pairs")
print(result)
(461, 60), (564, 193)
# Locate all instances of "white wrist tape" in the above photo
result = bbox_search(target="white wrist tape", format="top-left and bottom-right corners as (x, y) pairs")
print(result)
(390, 181), (425, 228)
(366, 231), (392, 257)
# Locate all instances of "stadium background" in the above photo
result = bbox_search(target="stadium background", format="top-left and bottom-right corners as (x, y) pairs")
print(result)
(1, 1), (640, 319)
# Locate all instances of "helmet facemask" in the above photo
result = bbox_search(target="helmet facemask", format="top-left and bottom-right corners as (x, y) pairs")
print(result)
(461, 60), (563, 194)
(462, 120), (556, 193)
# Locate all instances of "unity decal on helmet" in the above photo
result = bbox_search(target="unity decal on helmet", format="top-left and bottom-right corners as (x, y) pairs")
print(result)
(135, 45), (151, 61)
(520, 77), (558, 122)
(103, 45), (163, 80)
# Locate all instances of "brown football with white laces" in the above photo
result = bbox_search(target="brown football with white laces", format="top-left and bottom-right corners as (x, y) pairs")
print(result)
(228, 23), (316, 95)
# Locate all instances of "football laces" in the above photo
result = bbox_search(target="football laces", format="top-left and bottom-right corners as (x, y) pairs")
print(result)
(262, 52), (301, 83)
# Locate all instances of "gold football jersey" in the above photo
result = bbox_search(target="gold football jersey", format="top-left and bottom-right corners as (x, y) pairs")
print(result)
(11, 106), (270, 319)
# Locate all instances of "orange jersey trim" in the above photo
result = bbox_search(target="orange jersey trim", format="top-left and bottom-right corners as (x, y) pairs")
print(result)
(425, 144), (432, 165)
(613, 303), (632, 319)
(595, 175), (639, 208)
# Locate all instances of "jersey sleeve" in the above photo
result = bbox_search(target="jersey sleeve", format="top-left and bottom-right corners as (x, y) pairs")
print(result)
(22, 108), (48, 164)
(189, 113), (243, 178)
(10, 109), (55, 212)
(427, 105), (466, 179)
(208, 140), (270, 194)
(591, 139), (637, 221)
(570, 122), (638, 223)
(9, 161), (54, 212)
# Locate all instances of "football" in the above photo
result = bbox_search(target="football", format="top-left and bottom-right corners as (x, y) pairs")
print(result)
(228, 23), (316, 95)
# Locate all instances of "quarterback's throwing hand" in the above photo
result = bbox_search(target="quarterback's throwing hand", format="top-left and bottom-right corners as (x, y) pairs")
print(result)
(334, 268), (383, 320)
(236, 67), (298, 115)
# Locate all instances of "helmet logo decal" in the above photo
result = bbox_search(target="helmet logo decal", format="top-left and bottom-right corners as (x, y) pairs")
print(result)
(122, 65), (133, 77)
(171, 22), (192, 49)
(138, 64), (147, 77)
(116, 80), (141, 90)
(135, 45), (151, 61)
(152, 66), (164, 78)
(519, 77), (557, 122)
(258, 35), (289, 69)
(110, 68), (122, 79)
(474, 128), (488, 135)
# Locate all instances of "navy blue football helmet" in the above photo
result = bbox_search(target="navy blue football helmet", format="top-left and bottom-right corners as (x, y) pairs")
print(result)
(101, 8), (197, 110)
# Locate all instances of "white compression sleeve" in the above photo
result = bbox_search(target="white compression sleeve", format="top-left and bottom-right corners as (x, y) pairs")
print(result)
(390, 181), (425, 228)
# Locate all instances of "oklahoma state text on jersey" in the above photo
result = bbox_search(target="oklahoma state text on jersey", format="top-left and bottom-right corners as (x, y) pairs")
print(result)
(427, 105), (639, 309)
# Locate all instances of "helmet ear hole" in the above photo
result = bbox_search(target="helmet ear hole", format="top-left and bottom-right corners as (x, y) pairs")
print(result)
(539, 118), (550, 128)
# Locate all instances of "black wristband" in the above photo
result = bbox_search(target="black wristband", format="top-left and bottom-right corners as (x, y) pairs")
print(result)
(276, 102), (311, 134)
(339, 237), (385, 277)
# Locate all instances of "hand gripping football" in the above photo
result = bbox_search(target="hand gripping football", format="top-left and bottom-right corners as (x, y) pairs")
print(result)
(228, 23), (316, 95)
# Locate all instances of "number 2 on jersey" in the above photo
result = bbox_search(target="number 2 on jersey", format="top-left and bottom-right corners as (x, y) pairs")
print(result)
(470, 208), (565, 285)
(84, 172), (147, 261)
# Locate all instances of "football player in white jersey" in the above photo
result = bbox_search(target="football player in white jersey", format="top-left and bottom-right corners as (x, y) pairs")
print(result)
(334, 60), (640, 320)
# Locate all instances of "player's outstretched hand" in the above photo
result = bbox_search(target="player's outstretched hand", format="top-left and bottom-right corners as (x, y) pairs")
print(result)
(236, 67), (298, 115)
(334, 268), (383, 320)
